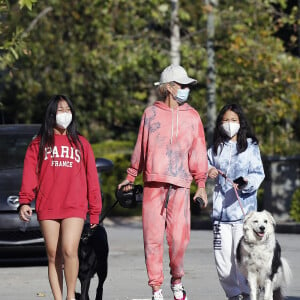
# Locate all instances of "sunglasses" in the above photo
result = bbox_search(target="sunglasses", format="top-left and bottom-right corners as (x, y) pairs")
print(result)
(175, 82), (190, 89)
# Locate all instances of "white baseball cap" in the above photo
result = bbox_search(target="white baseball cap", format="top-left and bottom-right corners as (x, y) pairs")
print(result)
(154, 64), (197, 86)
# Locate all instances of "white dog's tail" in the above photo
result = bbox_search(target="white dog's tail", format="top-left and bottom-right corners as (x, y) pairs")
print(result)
(281, 257), (292, 286)
(278, 257), (293, 299)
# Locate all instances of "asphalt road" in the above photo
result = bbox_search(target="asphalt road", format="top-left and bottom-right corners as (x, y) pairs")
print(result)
(0, 217), (299, 300)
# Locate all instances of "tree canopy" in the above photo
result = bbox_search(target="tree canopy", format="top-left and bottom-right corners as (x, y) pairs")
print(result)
(1, 0), (300, 155)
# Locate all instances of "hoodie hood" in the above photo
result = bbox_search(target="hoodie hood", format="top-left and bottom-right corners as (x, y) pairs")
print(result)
(154, 101), (193, 111)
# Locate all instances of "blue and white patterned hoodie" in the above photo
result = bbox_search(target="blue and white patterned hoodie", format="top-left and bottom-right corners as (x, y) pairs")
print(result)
(207, 139), (265, 222)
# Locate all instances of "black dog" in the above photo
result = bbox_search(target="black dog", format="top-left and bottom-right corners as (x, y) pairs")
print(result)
(76, 223), (109, 300)
(75, 186), (142, 300)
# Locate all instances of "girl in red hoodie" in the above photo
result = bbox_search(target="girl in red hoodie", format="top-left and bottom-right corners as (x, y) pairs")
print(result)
(119, 65), (208, 300)
(18, 95), (102, 300)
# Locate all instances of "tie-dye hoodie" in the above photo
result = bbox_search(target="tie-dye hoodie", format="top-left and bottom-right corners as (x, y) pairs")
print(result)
(208, 139), (265, 222)
(126, 101), (208, 188)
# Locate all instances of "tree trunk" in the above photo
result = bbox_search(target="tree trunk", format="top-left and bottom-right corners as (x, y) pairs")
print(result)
(170, 0), (180, 65)
(206, 0), (218, 147)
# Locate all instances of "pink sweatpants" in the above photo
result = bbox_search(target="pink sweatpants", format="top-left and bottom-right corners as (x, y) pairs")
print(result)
(142, 182), (191, 288)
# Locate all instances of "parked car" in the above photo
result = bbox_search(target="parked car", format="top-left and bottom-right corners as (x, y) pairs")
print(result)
(0, 124), (113, 261)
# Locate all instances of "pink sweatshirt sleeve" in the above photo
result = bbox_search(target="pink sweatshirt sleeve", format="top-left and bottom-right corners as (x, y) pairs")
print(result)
(126, 112), (147, 182)
(188, 116), (208, 188)
(85, 141), (102, 224)
(19, 141), (39, 205)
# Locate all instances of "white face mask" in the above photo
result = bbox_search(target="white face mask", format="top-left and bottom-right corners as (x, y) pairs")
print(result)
(221, 122), (240, 138)
(56, 112), (72, 129)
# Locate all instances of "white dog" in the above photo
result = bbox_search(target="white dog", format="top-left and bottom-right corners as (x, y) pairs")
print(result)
(237, 210), (292, 300)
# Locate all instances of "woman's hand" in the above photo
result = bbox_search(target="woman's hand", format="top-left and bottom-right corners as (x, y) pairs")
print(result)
(118, 179), (133, 192)
(233, 177), (248, 190)
(19, 204), (32, 222)
(208, 167), (218, 179)
(90, 223), (98, 229)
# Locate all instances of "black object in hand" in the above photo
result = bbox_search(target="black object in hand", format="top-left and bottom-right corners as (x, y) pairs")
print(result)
(115, 184), (143, 208)
(195, 197), (205, 208)
(233, 176), (247, 189)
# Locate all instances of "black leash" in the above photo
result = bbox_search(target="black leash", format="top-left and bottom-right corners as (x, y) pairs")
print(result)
(99, 198), (119, 224)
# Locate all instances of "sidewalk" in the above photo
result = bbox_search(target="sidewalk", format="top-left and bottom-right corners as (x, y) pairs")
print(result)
(101, 217), (300, 300)
(0, 216), (299, 300)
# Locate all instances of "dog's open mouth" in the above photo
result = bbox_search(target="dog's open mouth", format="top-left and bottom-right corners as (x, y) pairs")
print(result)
(254, 230), (265, 238)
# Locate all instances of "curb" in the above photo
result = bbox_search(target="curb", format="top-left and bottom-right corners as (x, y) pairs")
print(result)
(191, 219), (300, 234)
(105, 216), (300, 234)
(275, 223), (300, 234)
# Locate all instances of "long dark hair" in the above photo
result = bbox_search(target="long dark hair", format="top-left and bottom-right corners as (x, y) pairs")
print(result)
(212, 103), (258, 155)
(37, 95), (84, 172)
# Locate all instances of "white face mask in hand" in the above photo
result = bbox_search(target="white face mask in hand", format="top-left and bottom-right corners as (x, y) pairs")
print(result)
(221, 122), (240, 138)
(56, 112), (72, 129)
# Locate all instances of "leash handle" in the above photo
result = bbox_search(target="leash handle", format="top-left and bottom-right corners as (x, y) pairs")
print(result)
(217, 169), (246, 217)
(195, 197), (205, 208)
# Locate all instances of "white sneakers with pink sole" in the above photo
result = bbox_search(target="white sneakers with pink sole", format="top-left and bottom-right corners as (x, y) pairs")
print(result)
(171, 282), (187, 300)
(152, 289), (164, 300)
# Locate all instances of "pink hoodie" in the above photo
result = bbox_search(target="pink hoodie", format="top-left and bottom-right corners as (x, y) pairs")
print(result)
(126, 101), (208, 188)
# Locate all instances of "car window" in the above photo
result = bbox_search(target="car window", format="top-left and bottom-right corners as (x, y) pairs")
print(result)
(0, 134), (36, 169)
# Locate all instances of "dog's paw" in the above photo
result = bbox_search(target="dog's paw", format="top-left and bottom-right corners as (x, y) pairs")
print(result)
(75, 292), (81, 300)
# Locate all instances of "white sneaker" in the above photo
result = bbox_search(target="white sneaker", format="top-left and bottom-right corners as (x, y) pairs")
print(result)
(152, 289), (163, 300)
(171, 283), (187, 300)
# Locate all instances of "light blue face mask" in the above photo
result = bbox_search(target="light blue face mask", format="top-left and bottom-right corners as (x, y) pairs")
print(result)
(175, 88), (190, 104)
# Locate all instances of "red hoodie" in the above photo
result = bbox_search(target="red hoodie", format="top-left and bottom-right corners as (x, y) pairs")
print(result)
(126, 101), (208, 188)
(19, 134), (101, 224)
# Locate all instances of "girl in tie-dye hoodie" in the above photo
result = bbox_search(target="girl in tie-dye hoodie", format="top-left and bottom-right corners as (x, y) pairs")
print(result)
(119, 65), (208, 300)
(207, 103), (265, 300)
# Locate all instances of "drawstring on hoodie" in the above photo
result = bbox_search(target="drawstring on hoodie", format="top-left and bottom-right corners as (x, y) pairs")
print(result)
(160, 184), (173, 216)
(170, 109), (179, 144)
(176, 110), (178, 138)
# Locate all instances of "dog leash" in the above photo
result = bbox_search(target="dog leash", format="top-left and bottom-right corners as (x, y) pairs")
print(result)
(217, 169), (246, 217)
(98, 184), (144, 224)
(99, 198), (120, 224)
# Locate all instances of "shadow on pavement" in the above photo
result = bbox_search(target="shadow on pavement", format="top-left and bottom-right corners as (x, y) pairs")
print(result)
(0, 257), (48, 267)
(0, 247), (47, 267)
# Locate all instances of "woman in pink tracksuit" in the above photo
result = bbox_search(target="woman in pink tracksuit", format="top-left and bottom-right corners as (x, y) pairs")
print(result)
(119, 64), (208, 300)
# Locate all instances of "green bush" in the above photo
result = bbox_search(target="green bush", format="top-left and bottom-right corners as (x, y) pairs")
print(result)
(92, 139), (135, 156)
(92, 140), (143, 217)
(290, 188), (300, 222)
(257, 186), (264, 211)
